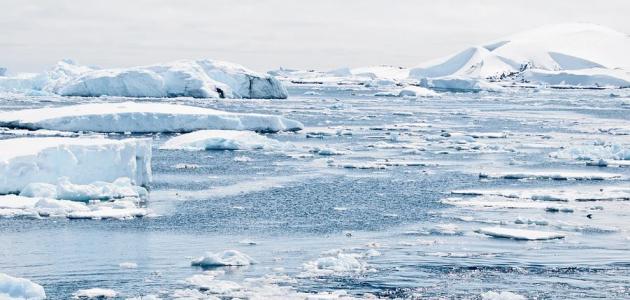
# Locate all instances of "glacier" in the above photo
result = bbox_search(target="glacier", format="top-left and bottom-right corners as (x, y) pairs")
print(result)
(0, 59), (288, 99)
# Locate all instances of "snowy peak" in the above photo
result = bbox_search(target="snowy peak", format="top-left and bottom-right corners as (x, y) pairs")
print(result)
(410, 23), (630, 89)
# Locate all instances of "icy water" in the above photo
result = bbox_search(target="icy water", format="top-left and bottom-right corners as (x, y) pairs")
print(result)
(1, 86), (630, 299)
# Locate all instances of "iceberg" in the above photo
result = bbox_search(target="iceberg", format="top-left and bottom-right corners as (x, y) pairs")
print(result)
(0, 273), (46, 300)
(0, 137), (151, 194)
(410, 23), (630, 90)
(269, 65), (411, 87)
(0, 59), (288, 99)
(0, 102), (303, 133)
(160, 130), (286, 151)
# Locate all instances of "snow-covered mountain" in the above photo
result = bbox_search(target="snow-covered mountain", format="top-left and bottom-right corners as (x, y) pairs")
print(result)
(410, 23), (630, 90)
(0, 59), (288, 99)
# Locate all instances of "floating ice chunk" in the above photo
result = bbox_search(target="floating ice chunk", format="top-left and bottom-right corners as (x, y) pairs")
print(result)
(66, 200), (148, 220)
(186, 275), (242, 294)
(478, 170), (622, 181)
(0, 273), (46, 300)
(550, 143), (630, 162)
(72, 288), (118, 299)
(476, 227), (565, 240)
(301, 252), (371, 276)
(419, 76), (504, 92)
(0, 137), (151, 194)
(20, 177), (146, 201)
(0, 102), (303, 133)
(191, 250), (255, 267)
(398, 86), (440, 97)
(119, 262), (138, 269)
(480, 291), (526, 300)
(160, 130), (286, 151)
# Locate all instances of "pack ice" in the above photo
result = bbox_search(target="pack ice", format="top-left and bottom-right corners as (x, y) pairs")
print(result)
(0, 59), (288, 99)
(0, 137), (151, 194)
(410, 23), (630, 90)
(0, 102), (303, 133)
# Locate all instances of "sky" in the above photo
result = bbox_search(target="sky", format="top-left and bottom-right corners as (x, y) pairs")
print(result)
(1, 0), (629, 74)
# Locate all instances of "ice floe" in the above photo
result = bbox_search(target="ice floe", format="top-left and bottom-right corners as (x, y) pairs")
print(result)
(480, 290), (526, 300)
(0, 59), (288, 99)
(478, 170), (622, 180)
(72, 288), (118, 299)
(191, 250), (255, 267)
(0, 137), (151, 194)
(160, 130), (286, 151)
(0, 273), (46, 300)
(0, 102), (303, 133)
(301, 251), (374, 276)
(476, 227), (565, 240)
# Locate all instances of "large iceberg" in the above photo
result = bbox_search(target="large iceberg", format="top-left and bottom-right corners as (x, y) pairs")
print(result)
(410, 23), (630, 90)
(0, 137), (151, 194)
(0, 59), (288, 99)
(0, 102), (303, 133)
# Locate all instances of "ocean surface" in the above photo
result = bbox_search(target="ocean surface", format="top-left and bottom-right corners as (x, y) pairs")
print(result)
(1, 86), (630, 299)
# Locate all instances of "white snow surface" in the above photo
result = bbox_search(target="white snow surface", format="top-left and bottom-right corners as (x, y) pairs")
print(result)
(0, 102), (303, 133)
(476, 227), (565, 240)
(0, 273), (46, 300)
(0, 137), (151, 194)
(0, 59), (288, 99)
(191, 250), (255, 267)
(410, 23), (630, 89)
(160, 130), (286, 151)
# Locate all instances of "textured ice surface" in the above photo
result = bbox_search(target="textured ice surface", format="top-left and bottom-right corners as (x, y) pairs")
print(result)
(0, 102), (303, 133)
(0, 137), (151, 194)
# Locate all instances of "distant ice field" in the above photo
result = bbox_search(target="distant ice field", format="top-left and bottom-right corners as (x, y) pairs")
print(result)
(0, 86), (629, 299)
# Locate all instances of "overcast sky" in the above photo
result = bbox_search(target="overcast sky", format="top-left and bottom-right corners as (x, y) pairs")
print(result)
(2, 0), (629, 73)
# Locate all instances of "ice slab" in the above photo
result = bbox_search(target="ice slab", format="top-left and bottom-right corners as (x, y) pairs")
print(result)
(160, 130), (285, 151)
(0, 273), (46, 300)
(476, 227), (565, 240)
(0, 137), (151, 194)
(0, 102), (303, 133)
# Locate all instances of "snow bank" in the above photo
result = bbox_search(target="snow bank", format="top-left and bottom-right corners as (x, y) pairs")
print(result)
(191, 250), (255, 267)
(160, 130), (285, 151)
(0, 273), (46, 300)
(409, 23), (630, 90)
(476, 227), (565, 240)
(0, 59), (288, 99)
(0, 137), (151, 194)
(72, 288), (118, 299)
(0, 102), (303, 133)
